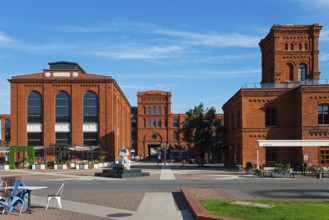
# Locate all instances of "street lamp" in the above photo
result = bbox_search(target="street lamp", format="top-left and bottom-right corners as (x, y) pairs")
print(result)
(161, 141), (168, 166)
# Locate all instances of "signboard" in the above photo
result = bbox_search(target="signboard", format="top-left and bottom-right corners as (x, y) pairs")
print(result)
(303, 153), (309, 163)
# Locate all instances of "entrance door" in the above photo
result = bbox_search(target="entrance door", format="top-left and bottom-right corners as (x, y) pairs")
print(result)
(148, 144), (160, 158)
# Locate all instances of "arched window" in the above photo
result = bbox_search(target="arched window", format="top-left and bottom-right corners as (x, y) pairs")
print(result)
(147, 107), (151, 115)
(290, 43), (294, 50)
(299, 43), (302, 50)
(285, 43), (288, 50)
(152, 106), (156, 115)
(318, 104), (329, 125)
(305, 43), (308, 50)
(265, 108), (277, 127)
(298, 64), (307, 81)
(158, 106), (161, 115)
(83, 92), (98, 123)
(147, 119), (151, 128)
(27, 91), (42, 123)
(56, 92), (70, 123)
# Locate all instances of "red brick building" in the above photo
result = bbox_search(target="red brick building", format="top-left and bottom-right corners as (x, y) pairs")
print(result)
(8, 61), (131, 162)
(134, 91), (223, 162)
(222, 24), (329, 169)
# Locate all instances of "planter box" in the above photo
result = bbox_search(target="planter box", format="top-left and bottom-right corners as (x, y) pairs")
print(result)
(272, 172), (290, 178)
(32, 164), (46, 170)
(76, 164), (89, 169)
(0, 165), (9, 170)
(93, 164), (99, 169)
(54, 164), (67, 169)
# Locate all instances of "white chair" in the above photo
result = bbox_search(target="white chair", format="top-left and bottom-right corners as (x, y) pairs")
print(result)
(46, 183), (64, 210)
(0, 181), (7, 202)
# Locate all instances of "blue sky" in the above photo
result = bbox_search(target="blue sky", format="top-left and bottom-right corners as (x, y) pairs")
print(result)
(1, 0), (329, 114)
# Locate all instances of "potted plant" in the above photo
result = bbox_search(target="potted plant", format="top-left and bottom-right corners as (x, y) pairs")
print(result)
(246, 162), (253, 174)
(272, 163), (291, 177)
(54, 161), (67, 170)
(309, 165), (324, 179)
(236, 164), (244, 172)
(93, 159), (99, 169)
(98, 155), (107, 168)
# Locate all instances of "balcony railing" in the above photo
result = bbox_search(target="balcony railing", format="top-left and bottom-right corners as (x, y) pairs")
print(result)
(242, 79), (329, 89)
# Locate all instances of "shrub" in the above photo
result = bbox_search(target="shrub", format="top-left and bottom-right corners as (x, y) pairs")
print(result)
(246, 162), (253, 170)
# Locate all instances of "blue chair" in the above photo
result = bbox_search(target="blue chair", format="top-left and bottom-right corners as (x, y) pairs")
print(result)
(0, 180), (28, 215)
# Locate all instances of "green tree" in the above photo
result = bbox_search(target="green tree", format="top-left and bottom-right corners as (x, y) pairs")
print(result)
(180, 103), (219, 166)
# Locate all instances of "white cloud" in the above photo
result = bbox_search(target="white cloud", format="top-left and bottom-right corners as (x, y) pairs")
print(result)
(320, 54), (329, 62)
(92, 45), (184, 59)
(0, 32), (14, 45)
(118, 69), (261, 79)
(154, 29), (259, 47)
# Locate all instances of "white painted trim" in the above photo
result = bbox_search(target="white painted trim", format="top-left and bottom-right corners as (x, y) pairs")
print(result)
(55, 123), (70, 132)
(27, 123), (42, 132)
(83, 123), (98, 132)
(53, 72), (70, 77)
(257, 140), (329, 147)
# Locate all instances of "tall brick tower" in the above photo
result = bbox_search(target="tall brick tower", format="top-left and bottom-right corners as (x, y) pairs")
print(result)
(259, 24), (322, 84)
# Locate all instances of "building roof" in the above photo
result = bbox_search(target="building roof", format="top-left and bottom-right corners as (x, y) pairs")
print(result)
(46, 61), (86, 73)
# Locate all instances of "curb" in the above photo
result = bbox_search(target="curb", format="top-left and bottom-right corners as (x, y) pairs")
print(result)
(181, 188), (242, 220)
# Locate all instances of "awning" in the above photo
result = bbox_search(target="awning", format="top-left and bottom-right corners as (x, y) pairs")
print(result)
(257, 140), (329, 147)
(68, 146), (99, 151)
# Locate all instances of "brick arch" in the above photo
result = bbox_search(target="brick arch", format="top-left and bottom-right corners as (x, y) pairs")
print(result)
(143, 132), (164, 143)
(283, 62), (295, 81)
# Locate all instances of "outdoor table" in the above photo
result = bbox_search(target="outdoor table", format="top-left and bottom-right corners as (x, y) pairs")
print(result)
(8, 186), (47, 214)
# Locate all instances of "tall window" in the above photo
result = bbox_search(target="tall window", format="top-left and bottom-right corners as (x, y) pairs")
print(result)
(266, 148), (277, 162)
(299, 43), (302, 50)
(290, 43), (294, 50)
(158, 106), (161, 115)
(285, 43), (288, 50)
(318, 104), (329, 125)
(83, 92), (98, 123)
(305, 43), (308, 50)
(298, 64), (307, 82)
(286, 63), (294, 81)
(152, 106), (156, 115)
(56, 92), (70, 145)
(265, 108), (277, 127)
(27, 91), (42, 123)
(147, 107), (151, 115)
(5, 119), (10, 142)
(173, 131), (178, 140)
(152, 119), (156, 128)
(158, 119), (162, 127)
(56, 92), (70, 123)
(173, 119), (179, 128)
(131, 119), (137, 128)
(147, 119), (151, 128)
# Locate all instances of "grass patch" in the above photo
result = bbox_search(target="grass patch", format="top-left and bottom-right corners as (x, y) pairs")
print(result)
(200, 200), (329, 220)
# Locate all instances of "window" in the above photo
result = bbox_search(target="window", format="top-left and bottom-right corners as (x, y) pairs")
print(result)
(286, 63), (294, 81)
(152, 119), (156, 128)
(265, 108), (277, 127)
(298, 64), (307, 81)
(28, 133), (42, 146)
(56, 92), (70, 123)
(131, 119), (137, 128)
(5, 119), (10, 142)
(147, 107), (151, 115)
(290, 43), (294, 50)
(56, 132), (70, 145)
(158, 119), (162, 127)
(147, 119), (151, 128)
(319, 148), (329, 166)
(266, 148), (277, 162)
(158, 106), (161, 115)
(299, 43), (302, 50)
(318, 104), (329, 125)
(173, 131), (178, 140)
(152, 106), (156, 115)
(84, 132), (98, 146)
(305, 43), (308, 50)
(285, 43), (288, 50)
(27, 91), (42, 123)
(83, 91), (98, 123)
(173, 119), (179, 128)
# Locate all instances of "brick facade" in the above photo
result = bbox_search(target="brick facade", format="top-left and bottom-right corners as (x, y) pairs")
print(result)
(8, 62), (131, 162)
(223, 24), (329, 169)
